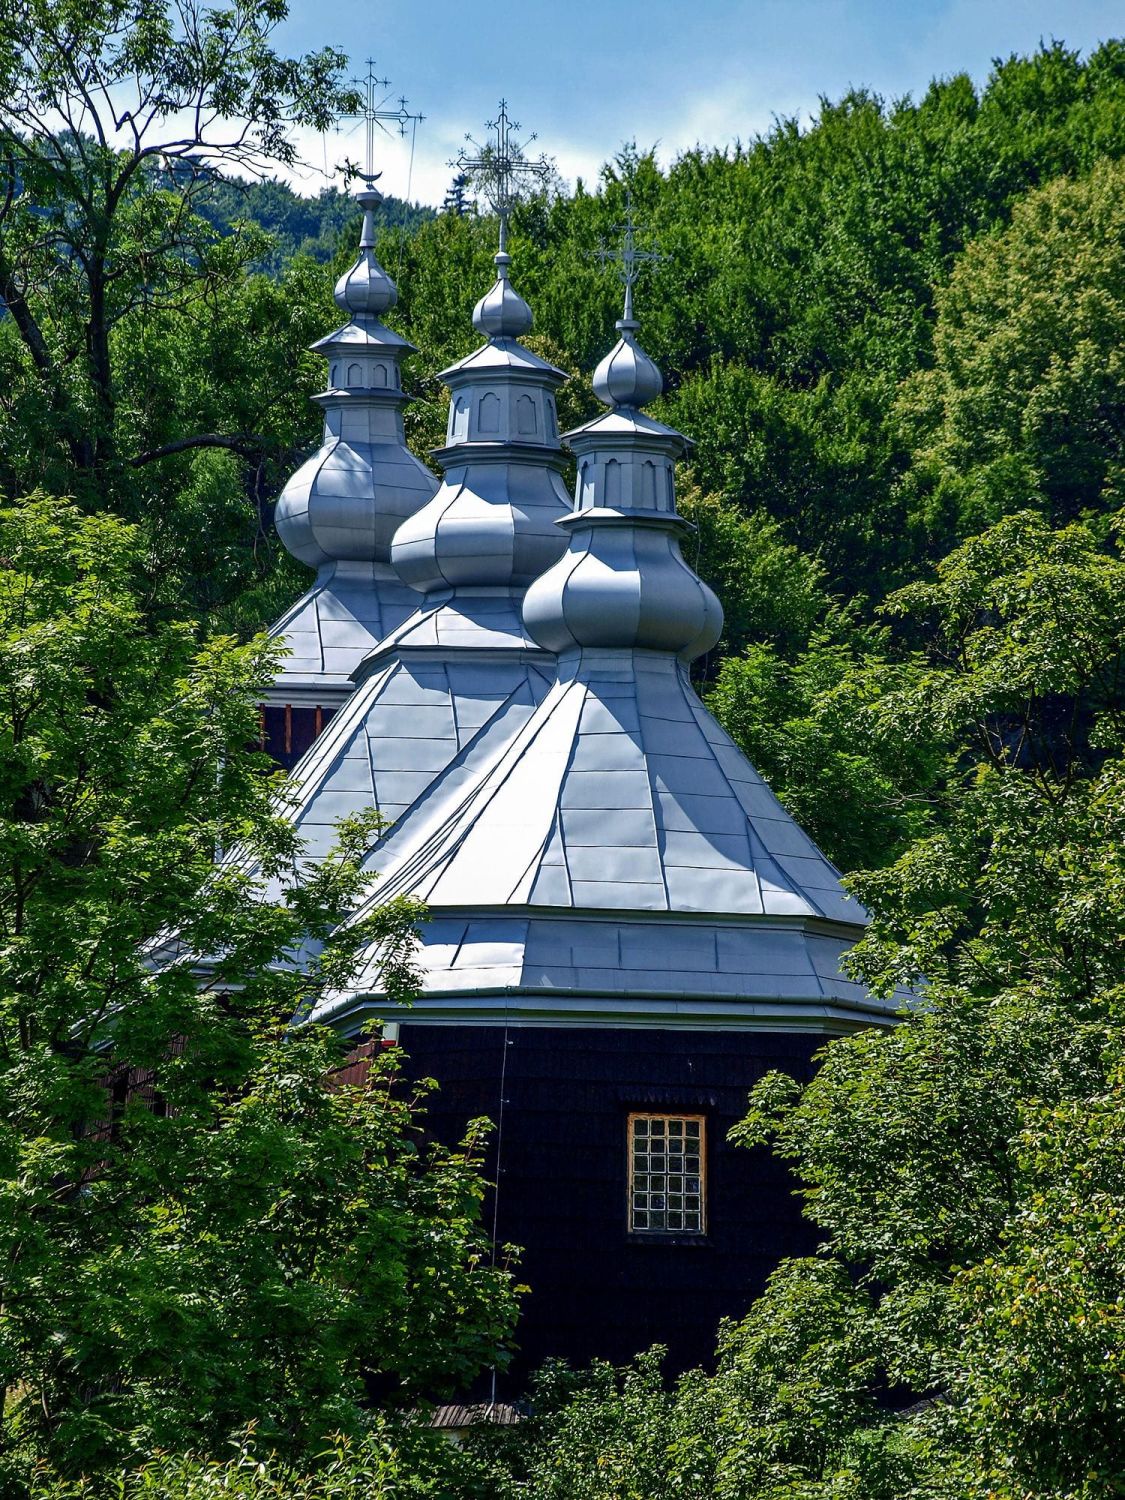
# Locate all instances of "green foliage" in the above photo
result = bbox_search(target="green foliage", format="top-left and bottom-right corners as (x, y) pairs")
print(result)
(0, 0), (360, 613)
(350, 42), (1125, 609)
(194, 177), (433, 275)
(671, 367), (909, 597)
(4, 10), (1125, 1495)
(464, 1352), (690, 1500)
(899, 156), (1125, 554)
(677, 488), (830, 664)
(460, 1300), (926, 1500)
(109, 255), (340, 622)
(706, 632), (946, 871)
(24, 1420), (487, 1498)
(462, 511), (1125, 1499)
(0, 499), (517, 1486)
(7, 35), (1125, 621)
(728, 514), (1125, 1497)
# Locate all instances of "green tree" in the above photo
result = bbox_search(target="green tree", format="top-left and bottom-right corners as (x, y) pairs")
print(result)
(462, 512), (1125, 1500)
(377, 44), (1125, 605)
(900, 156), (1125, 554)
(0, 497), (517, 1486)
(0, 0), (350, 481)
(194, 177), (432, 276)
(0, 0), (361, 609)
(106, 253), (338, 625)
(727, 512), (1125, 1497)
(706, 629), (946, 872)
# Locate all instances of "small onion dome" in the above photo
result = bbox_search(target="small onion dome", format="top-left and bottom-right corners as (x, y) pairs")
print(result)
(473, 251), (533, 339)
(523, 511), (722, 659)
(390, 236), (569, 598)
(522, 297), (722, 663)
(334, 181), (398, 317)
(592, 318), (663, 408)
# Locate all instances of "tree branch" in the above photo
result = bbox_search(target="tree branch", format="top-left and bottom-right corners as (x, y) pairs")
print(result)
(129, 432), (271, 466)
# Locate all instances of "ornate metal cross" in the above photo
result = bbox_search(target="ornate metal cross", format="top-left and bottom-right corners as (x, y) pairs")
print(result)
(597, 191), (668, 323)
(454, 100), (551, 253)
(338, 59), (423, 182)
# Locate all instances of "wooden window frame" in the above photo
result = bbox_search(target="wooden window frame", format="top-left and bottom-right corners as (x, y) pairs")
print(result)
(627, 1111), (707, 1236)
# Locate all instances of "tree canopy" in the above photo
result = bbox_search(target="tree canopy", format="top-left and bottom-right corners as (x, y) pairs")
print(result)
(3, 10), (1125, 1496)
(456, 511), (1125, 1500)
(0, 496), (515, 1484)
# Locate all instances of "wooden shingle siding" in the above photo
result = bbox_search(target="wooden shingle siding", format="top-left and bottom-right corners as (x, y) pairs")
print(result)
(397, 1023), (821, 1389)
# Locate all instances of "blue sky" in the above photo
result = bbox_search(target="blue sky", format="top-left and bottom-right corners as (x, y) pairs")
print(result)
(273, 0), (1122, 204)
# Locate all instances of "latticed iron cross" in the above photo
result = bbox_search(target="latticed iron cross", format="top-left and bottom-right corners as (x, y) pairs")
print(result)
(455, 100), (551, 251)
(597, 191), (668, 322)
(338, 59), (423, 181)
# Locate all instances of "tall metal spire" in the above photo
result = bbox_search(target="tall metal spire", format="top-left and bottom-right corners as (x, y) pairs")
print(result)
(455, 100), (551, 258)
(587, 195), (668, 412)
(596, 190), (668, 326)
(268, 62), (436, 700)
(338, 59), (423, 183)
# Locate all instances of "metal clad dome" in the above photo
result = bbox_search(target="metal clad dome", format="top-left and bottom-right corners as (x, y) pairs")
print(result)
(269, 178), (438, 695)
(306, 280), (893, 1038)
(523, 315), (721, 661)
(390, 245), (571, 596)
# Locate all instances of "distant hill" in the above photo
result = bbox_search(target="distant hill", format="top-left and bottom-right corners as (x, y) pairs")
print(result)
(194, 174), (436, 272)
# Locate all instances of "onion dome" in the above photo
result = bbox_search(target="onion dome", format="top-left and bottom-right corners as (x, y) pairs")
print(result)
(268, 178), (438, 699)
(302, 292), (889, 1041)
(251, 235), (571, 868)
(389, 244), (571, 598)
(522, 315), (722, 660)
(472, 249), (533, 339)
(591, 318), (664, 408)
(333, 182), (399, 316)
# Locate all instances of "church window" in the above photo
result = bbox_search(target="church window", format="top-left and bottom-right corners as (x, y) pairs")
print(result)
(516, 393), (537, 434)
(628, 1114), (706, 1234)
(258, 703), (336, 772)
(478, 391), (501, 433)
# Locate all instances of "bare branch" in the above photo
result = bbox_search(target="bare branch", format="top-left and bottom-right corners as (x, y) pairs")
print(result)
(129, 432), (273, 467)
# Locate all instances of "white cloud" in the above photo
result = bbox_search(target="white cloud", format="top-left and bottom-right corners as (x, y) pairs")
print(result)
(266, 0), (1123, 210)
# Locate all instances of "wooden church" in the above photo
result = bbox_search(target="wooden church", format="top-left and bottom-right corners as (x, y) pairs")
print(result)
(254, 132), (897, 1387)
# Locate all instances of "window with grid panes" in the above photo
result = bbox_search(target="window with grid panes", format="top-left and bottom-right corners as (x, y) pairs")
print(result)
(629, 1114), (706, 1234)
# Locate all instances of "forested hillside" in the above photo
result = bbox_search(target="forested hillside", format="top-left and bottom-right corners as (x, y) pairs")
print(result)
(194, 175), (433, 272)
(5, 40), (1121, 652)
(1, 6), (1124, 1494)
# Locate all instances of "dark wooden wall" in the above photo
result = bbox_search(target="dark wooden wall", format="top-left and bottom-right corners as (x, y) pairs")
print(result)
(397, 1023), (823, 1390)
(258, 703), (337, 772)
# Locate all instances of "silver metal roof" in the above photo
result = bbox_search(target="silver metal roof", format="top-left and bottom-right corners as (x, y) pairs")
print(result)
(259, 237), (572, 859)
(253, 200), (898, 1037)
(312, 647), (885, 1032)
(352, 649), (858, 921)
(306, 289), (895, 1034)
(268, 180), (438, 699)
